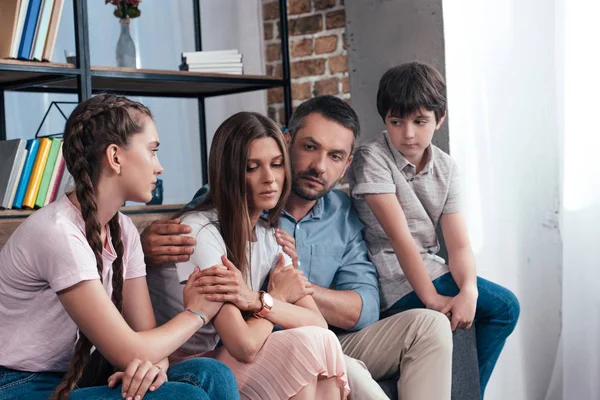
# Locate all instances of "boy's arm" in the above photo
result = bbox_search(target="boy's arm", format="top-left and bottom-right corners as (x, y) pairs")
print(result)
(364, 193), (449, 310)
(440, 212), (477, 293)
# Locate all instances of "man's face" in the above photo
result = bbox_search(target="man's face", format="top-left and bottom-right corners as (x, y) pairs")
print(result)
(287, 113), (354, 201)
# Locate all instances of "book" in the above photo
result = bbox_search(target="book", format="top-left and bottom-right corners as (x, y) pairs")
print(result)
(187, 62), (243, 68)
(42, 0), (63, 61)
(0, 0), (22, 59)
(11, 0), (30, 58)
(13, 138), (39, 208)
(44, 141), (63, 206)
(31, 0), (54, 61)
(182, 50), (242, 64)
(35, 137), (60, 208)
(17, 0), (43, 60)
(0, 139), (26, 208)
(22, 137), (51, 209)
(55, 168), (73, 200)
(7, 149), (27, 208)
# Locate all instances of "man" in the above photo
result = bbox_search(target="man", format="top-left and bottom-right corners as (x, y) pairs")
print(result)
(141, 96), (452, 399)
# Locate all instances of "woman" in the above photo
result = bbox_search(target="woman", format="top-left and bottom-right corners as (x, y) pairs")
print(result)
(147, 112), (350, 399)
(0, 94), (238, 400)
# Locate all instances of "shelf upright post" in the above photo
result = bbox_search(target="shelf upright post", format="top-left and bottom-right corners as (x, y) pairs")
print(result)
(73, 0), (92, 101)
(278, 0), (292, 125)
(193, 0), (208, 185)
(0, 90), (6, 141)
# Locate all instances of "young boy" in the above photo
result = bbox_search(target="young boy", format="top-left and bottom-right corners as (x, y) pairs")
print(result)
(348, 61), (520, 398)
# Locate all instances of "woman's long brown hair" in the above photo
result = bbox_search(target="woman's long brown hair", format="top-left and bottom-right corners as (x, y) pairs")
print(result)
(176, 112), (291, 283)
(52, 93), (152, 399)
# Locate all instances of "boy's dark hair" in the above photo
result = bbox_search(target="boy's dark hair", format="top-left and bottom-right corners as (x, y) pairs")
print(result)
(377, 61), (447, 123)
(288, 95), (360, 152)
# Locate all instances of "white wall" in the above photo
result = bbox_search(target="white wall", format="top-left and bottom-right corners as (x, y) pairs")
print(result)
(5, 0), (266, 205)
(442, 1), (563, 399)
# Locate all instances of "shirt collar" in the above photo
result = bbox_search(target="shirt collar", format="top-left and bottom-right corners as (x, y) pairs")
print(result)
(279, 195), (325, 222)
(383, 130), (435, 175)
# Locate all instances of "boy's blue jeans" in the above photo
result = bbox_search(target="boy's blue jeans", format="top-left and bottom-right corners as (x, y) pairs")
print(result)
(390, 272), (520, 399)
(0, 358), (239, 400)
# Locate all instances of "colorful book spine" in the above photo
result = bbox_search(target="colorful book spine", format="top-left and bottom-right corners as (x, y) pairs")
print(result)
(35, 137), (60, 208)
(7, 149), (28, 208)
(13, 139), (39, 209)
(42, 0), (63, 61)
(22, 137), (51, 209)
(17, 0), (42, 59)
(44, 141), (64, 206)
(31, 0), (54, 61)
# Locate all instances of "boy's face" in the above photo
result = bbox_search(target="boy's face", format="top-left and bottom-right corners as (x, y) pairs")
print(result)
(385, 108), (445, 164)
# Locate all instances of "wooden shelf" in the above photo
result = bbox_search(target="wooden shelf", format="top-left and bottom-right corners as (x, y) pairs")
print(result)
(0, 59), (78, 89)
(0, 203), (184, 220)
(2, 64), (284, 98)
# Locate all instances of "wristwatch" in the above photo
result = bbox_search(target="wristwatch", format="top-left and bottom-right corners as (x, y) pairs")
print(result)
(254, 290), (274, 318)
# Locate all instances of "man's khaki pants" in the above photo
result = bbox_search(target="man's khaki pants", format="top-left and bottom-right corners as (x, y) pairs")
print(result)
(339, 309), (453, 400)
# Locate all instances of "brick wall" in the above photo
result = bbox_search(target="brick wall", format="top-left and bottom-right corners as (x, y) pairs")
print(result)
(263, 0), (349, 126)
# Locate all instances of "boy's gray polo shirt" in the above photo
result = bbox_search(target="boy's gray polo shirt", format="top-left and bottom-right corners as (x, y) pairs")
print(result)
(348, 130), (460, 310)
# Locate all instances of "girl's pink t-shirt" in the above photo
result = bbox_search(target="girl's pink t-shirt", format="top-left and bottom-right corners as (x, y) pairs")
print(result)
(0, 195), (146, 372)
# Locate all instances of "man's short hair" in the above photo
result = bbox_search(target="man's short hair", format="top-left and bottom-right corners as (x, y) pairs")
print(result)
(288, 95), (360, 152)
(377, 61), (447, 123)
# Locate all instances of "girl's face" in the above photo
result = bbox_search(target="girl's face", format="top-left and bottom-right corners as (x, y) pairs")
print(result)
(117, 119), (164, 203)
(245, 137), (286, 215)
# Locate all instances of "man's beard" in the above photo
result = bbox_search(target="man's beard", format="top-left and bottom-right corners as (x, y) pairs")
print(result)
(291, 169), (338, 201)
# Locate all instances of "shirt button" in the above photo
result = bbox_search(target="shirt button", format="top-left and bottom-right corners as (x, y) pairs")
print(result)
(296, 225), (300, 230)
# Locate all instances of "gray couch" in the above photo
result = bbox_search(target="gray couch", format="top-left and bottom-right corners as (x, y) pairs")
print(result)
(377, 324), (481, 399)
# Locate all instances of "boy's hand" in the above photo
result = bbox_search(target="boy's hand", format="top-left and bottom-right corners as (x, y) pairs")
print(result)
(425, 293), (454, 314)
(440, 289), (478, 331)
(140, 219), (196, 266)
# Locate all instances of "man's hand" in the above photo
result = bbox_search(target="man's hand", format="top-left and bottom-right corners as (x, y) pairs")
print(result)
(140, 219), (196, 266)
(440, 288), (478, 331)
(274, 228), (298, 268)
(197, 255), (261, 312)
(268, 254), (313, 303)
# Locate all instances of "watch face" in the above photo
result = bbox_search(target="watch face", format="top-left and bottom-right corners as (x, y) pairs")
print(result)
(263, 292), (274, 308)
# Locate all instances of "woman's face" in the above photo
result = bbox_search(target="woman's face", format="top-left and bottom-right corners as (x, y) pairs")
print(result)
(118, 119), (163, 203)
(245, 136), (286, 214)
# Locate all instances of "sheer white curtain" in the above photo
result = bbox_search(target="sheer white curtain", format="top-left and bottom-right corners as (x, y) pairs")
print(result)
(443, 0), (600, 399)
(559, 0), (600, 399)
(5, 0), (267, 205)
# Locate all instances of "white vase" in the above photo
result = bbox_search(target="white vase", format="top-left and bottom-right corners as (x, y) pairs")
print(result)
(116, 18), (136, 68)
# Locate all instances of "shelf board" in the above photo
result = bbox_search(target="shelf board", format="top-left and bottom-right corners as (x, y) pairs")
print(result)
(0, 59), (78, 89)
(5, 65), (285, 98)
(0, 203), (184, 220)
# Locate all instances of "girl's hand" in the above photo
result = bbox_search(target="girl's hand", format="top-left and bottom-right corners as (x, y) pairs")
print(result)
(108, 359), (167, 400)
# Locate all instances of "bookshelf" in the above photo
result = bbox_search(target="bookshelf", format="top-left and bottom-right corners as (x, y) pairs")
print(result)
(0, 0), (292, 226)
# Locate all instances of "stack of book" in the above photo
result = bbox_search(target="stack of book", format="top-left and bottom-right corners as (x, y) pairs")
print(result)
(0, 0), (65, 62)
(0, 138), (72, 210)
(180, 50), (243, 75)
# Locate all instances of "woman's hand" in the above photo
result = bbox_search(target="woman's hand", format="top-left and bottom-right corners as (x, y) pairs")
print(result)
(196, 255), (262, 312)
(268, 254), (313, 303)
(108, 359), (167, 400)
(274, 228), (299, 268)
